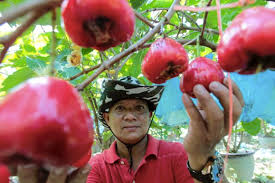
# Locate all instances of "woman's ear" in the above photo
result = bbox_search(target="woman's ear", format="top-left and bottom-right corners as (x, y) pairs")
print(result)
(103, 113), (110, 124)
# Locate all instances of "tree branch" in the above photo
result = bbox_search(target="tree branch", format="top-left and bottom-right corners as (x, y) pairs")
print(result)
(0, 0), (62, 25)
(76, 0), (181, 91)
(135, 11), (154, 28)
(0, 10), (47, 63)
(68, 64), (101, 81)
(200, 0), (213, 39)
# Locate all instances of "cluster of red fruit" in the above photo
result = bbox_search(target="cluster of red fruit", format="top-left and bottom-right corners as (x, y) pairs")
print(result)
(142, 7), (275, 96)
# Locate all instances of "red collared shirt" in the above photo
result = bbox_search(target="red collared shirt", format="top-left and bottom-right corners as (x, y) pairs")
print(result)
(87, 135), (194, 183)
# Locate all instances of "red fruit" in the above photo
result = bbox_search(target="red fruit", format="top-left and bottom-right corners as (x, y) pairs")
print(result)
(61, 0), (135, 51)
(0, 164), (10, 183)
(217, 7), (275, 74)
(72, 148), (92, 168)
(0, 77), (94, 167)
(180, 57), (225, 98)
(142, 38), (189, 84)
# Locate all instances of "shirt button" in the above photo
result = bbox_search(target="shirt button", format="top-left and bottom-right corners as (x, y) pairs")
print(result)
(120, 161), (124, 165)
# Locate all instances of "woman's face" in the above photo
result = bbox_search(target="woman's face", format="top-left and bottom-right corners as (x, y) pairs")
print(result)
(103, 99), (151, 144)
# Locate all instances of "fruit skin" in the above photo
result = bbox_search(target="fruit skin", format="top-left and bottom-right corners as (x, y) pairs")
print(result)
(61, 0), (135, 51)
(217, 7), (275, 74)
(0, 164), (10, 183)
(142, 38), (189, 84)
(180, 57), (225, 98)
(72, 148), (92, 168)
(0, 77), (94, 167)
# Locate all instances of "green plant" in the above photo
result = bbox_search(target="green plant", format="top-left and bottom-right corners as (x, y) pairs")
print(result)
(222, 118), (261, 153)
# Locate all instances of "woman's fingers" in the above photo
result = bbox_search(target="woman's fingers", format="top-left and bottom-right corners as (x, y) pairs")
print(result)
(182, 93), (207, 133)
(209, 81), (243, 134)
(193, 84), (224, 138)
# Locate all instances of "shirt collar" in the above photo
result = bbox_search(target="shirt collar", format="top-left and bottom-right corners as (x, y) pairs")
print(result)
(104, 134), (159, 164)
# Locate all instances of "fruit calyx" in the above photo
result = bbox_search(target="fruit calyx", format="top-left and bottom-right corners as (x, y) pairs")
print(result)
(156, 62), (186, 81)
(240, 54), (275, 74)
(84, 17), (113, 46)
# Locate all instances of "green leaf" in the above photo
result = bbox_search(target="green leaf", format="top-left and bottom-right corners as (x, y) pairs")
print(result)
(26, 57), (47, 71)
(241, 118), (261, 136)
(142, 0), (173, 9)
(82, 48), (93, 55)
(23, 44), (36, 53)
(0, 67), (35, 92)
(0, 0), (24, 12)
(130, 0), (148, 9)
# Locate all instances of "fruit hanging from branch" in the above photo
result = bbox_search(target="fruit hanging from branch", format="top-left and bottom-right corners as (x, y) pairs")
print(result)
(142, 37), (189, 84)
(180, 57), (225, 98)
(0, 77), (94, 167)
(217, 7), (275, 74)
(61, 0), (135, 51)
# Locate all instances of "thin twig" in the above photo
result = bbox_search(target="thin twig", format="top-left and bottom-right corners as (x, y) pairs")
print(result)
(174, 0), (255, 12)
(68, 64), (101, 81)
(87, 94), (103, 146)
(142, 38), (217, 51)
(135, 11), (154, 28)
(113, 53), (133, 79)
(76, 0), (181, 91)
(200, 0), (213, 38)
(0, 10), (46, 63)
(0, 0), (62, 25)
(157, 21), (219, 35)
(181, 12), (201, 30)
(141, 8), (169, 14)
(50, 8), (57, 76)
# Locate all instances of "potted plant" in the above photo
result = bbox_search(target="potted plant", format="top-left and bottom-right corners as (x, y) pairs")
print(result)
(258, 119), (275, 149)
(218, 118), (261, 182)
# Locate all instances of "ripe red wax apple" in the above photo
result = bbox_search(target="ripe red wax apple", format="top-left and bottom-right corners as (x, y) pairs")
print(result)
(142, 38), (189, 84)
(0, 77), (94, 167)
(61, 0), (135, 51)
(72, 148), (92, 168)
(180, 57), (225, 98)
(217, 7), (275, 74)
(0, 164), (10, 183)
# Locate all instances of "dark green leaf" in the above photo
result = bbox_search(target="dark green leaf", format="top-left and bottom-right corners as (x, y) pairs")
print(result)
(82, 48), (93, 55)
(130, 0), (148, 9)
